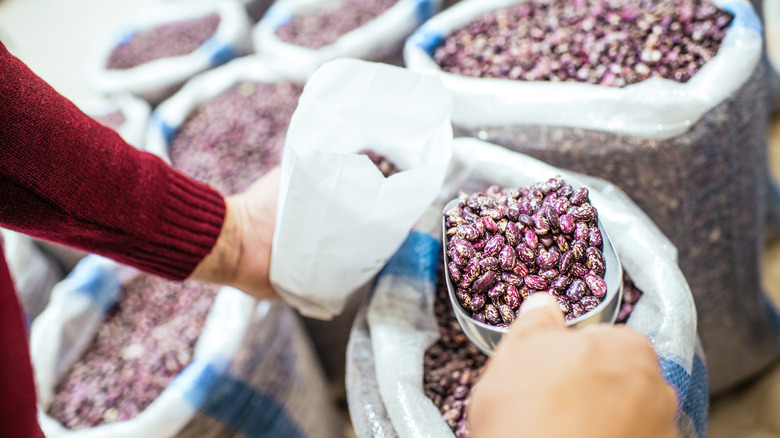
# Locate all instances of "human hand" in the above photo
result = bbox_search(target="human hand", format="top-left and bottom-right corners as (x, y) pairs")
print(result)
(469, 293), (678, 438)
(189, 167), (281, 301)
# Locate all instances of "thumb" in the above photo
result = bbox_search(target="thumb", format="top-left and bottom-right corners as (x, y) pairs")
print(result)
(509, 293), (566, 337)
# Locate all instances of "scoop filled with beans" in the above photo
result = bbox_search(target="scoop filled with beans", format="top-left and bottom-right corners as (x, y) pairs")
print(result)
(443, 176), (609, 327)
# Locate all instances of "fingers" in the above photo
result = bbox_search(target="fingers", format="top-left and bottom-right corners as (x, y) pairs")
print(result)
(508, 293), (566, 338)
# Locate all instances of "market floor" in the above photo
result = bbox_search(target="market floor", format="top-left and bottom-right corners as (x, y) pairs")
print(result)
(3, 0), (780, 436)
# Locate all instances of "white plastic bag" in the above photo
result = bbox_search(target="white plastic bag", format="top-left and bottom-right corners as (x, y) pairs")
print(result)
(354, 138), (706, 438)
(404, 0), (769, 394)
(252, 0), (441, 78)
(270, 59), (452, 319)
(31, 256), (343, 438)
(86, 0), (252, 104)
(0, 229), (63, 321)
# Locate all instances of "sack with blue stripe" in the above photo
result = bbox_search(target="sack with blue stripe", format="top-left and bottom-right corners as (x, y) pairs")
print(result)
(86, 0), (252, 104)
(30, 256), (344, 438)
(405, 0), (774, 394)
(252, 0), (441, 78)
(346, 138), (707, 438)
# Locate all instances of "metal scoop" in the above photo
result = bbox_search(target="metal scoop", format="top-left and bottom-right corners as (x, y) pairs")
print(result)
(442, 195), (623, 356)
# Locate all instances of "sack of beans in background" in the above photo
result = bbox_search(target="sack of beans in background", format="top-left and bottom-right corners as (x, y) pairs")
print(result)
(405, 0), (772, 394)
(31, 256), (343, 438)
(252, 0), (441, 77)
(0, 229), (63, 322)
(86, 0), (252, 104)
(346, 138), (707, 438)
(146, 56), (304, 195)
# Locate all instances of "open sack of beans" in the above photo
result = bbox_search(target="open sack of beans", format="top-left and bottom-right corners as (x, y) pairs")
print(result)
(270, 59), (452, 319)
(405, 0), (771, 394)
(252, 0), (441, 77)
(30, 255), (343, 437)
(86, 0), (252, 104)
(145, 55), (303, 195)
(346, 138), (707, 438)
(0, 229), (63, 322)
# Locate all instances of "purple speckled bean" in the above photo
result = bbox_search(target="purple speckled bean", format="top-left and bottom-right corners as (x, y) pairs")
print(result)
(505, 285), (521, 309)
(524, 274), (548, 290)
(448, 261), (462, 283)
(589, 227), (603, 248)
(479, 256), (499, 272)
(584, 273), (608, 298)
(473, 271), (497, 293)
(501, 272), (524, 287)
(586, 247), (607, 277)
(498, 245), (517, 271)
(483, 234), (505, 257)
(512, 259), (529, 277)
(457, 223), (481, 241)
(567, 278), (587, 301)
(559, 214), (575, 234)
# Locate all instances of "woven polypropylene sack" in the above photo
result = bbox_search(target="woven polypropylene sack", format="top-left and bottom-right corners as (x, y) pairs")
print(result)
(405, 0), (773, 394)
(31, 256), (343, 438)
(252, 0), (442, 78)
(0, 229), (63, 322)
(86, 0), (252, 104)
(347, 138), (707, 438)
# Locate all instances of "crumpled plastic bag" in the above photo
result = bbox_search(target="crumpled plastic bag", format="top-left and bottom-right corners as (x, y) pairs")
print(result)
(270, 59), (452, 320)
(347, 138), (707, 438)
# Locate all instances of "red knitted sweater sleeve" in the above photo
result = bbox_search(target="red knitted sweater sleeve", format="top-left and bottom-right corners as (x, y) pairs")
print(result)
(0, 41), (225, 280)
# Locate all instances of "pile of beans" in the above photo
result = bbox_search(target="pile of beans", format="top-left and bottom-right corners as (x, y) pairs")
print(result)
(170, 81), (303, 195)
(444, 177), (607, 326)
(275, 0), (398, 49)
(47, 275), (220, 429)
(433, 0), (732, 86)
(424, 265), (642, 437)
(107, 13), (220, 70)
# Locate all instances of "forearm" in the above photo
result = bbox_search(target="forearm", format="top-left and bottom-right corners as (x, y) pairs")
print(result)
(0, 41), (225, 280)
